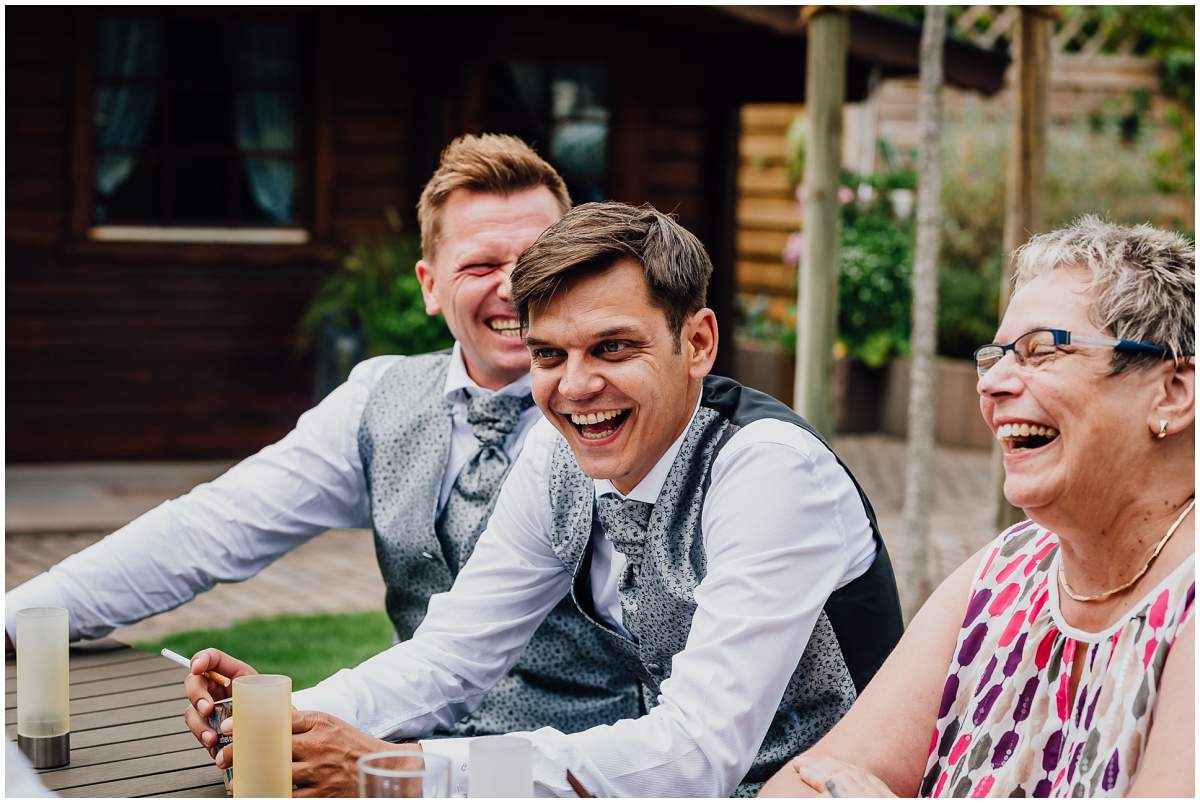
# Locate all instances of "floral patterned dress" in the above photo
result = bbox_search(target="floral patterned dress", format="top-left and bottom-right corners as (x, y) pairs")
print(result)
(921, 521), (1194, 797)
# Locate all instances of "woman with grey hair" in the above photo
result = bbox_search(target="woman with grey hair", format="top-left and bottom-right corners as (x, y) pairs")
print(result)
(761, 217), (1194, 798)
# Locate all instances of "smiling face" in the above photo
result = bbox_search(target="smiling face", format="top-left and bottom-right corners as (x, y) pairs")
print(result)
(978, 268), (1167, 515)
(416, 186), (563, 390)
(525, 259), (717, 494)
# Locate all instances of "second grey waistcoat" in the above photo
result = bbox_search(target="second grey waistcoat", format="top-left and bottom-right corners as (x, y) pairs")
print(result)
(358, 353), (640, 737)
(546, 375), (904, 796)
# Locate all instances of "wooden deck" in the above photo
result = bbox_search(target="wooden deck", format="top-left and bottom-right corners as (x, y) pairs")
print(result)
(6, 641), (227, 797)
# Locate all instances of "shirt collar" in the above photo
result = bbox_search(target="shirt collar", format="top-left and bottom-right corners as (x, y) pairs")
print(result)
(593, 394), (703, 505)
(443, 342), (532, 402)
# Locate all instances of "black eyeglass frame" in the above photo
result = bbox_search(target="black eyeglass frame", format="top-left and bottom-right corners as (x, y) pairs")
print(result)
(973, 328), (1168, 377)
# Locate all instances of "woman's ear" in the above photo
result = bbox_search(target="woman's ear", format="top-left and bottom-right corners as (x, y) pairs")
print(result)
(1148, 358), (1195, 438)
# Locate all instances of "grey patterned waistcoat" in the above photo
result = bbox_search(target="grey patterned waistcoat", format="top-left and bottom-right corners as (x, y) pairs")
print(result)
(546, 376), (904, 796)
(358, 353), (640, 737)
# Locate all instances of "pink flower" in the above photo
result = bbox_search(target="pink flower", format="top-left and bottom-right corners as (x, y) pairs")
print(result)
(838, 185), (855, 204)
(782, 231), (804, 265)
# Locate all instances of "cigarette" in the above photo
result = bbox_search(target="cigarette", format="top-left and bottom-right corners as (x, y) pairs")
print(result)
(161, 648), (232, 687)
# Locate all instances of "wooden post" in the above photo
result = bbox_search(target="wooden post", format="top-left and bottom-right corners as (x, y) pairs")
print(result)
(993, 6), (1053, 532)
(794, 6), (847, 438)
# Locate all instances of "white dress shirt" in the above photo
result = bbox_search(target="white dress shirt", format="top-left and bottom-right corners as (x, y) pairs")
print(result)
(4, 345), (539, 645)
(291, 403), (877, 797)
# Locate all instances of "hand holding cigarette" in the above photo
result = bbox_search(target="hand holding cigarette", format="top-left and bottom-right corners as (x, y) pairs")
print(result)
(178, 647), (260, 763)
(161, 648), (231, 687)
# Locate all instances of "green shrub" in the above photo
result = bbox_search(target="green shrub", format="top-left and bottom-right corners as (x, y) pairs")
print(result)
(837, 193), (915, 367)
(298, 227), (453, 361)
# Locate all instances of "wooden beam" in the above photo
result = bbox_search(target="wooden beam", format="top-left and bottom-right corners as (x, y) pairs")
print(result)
(994, 7), (1052, 531)
(793, 6), (847, 438)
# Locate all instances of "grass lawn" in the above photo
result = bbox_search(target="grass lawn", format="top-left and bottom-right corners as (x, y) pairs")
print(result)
(136, 611), (395, 692)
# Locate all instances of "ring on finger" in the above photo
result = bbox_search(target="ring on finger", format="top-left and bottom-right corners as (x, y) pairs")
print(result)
(825, 780), (842, 798)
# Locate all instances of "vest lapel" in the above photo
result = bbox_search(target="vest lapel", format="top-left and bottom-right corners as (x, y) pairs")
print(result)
(361, 355), (454, 587)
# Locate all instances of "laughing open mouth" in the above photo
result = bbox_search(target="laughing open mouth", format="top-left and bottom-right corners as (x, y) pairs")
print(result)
(568, 409), (631, 441)
(486, 317), (522, 338)
(996, 422), (1060, 453)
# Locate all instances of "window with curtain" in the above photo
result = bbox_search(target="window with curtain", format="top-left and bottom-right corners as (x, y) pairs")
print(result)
(93, 16), (303, 228)
(485, 62), (609, 204)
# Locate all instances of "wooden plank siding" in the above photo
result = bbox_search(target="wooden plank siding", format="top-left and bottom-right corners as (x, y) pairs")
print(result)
(5, 7), (419, 461)
(736, 105), (802, 299)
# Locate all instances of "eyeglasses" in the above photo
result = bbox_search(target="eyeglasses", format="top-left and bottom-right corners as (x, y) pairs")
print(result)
(973, 328), (1167, 377)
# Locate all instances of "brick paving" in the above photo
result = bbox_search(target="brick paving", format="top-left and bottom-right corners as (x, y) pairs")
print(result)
(5, 434), (998, 641)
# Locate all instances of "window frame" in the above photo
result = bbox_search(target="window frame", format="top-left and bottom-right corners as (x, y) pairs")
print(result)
(69, 9), (331, 251)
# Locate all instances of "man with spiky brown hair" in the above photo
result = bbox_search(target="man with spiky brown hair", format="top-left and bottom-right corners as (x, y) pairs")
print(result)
(188, 202), (903, 797)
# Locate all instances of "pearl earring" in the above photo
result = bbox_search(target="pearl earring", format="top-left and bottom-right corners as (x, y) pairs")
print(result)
(1157, 419), (1169, 439)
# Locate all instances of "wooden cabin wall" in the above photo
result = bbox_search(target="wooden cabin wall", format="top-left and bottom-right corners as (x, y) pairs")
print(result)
(7, 5), (741, 461)
(5, 8), (417, 461)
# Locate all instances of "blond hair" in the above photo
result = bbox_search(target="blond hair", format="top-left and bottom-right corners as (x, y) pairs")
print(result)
(416, 134), (571, 260)
(1013, 215), (1194, 371)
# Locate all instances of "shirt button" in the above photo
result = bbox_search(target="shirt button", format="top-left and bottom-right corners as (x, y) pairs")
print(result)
(646, 662), (662, 674)
(421, 551), (436, 560)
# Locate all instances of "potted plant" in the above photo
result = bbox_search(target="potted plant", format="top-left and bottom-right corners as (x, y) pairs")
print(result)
(298, 215), (453, 399)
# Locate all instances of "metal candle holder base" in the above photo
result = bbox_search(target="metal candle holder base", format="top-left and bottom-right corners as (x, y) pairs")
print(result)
(18, 733), (70, 768)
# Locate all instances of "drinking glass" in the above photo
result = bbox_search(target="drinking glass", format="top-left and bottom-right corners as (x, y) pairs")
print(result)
(232, 674), (292, 797)
(468, 736), (532, 797)
(16, 607), (70, 768)
(358, 748), (451, 798)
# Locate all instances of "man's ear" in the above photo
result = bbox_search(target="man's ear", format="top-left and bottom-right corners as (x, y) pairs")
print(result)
(415, 259), (441, 316)
(1148, 357), (1195, 437)
(683, 308), (718, 379)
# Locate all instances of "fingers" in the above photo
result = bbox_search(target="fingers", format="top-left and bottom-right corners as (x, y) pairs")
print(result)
(183, 673), (223, 717)
(183, 702), (217, 751)
(792, 757), (894, 798)
(189, 648), (256, 682)
(292, 709), (324, 734)
(792, 755), (842, 788)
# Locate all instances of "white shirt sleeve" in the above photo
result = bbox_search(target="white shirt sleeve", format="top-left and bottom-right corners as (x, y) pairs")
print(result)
(321, 418), (874, 798)
(290, 419), (571, 733)
(4, 356), (398, 646)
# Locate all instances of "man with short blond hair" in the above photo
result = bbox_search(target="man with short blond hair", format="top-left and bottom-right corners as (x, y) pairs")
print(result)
(8, 135), (639, 753)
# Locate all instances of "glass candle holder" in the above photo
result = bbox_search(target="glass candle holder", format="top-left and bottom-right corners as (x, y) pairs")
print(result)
(232, 674), (292, 798)
(358, 748), (451, 797)
(16, 607), (70, 768)
(468, 736), (532, 797)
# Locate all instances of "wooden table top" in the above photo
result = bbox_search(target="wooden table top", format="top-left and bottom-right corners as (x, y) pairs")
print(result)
(6, 641), (227, 797)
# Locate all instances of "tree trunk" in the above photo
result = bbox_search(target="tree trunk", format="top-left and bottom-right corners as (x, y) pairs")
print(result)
(994, 8), (1053, 533)
(901, 5), (946, 613)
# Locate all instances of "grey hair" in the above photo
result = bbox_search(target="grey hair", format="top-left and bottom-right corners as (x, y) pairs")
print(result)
(1012, 215), (1195, 373)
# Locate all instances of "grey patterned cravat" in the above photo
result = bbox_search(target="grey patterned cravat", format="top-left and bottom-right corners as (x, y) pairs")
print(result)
(435, 391), (535, 573)
(596, 493), (655, 638)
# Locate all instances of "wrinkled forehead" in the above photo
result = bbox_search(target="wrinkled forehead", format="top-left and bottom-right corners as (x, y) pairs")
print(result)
(526, 263), (663, 341)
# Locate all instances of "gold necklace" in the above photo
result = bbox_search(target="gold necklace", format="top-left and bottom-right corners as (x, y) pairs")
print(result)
(1058, 496), (1195, 603)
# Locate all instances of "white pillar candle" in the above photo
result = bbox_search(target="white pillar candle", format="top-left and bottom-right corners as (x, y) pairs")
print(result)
(16, 607), (70, 768)
(468, 736), (532, 797)
(232, 674), (292, 798)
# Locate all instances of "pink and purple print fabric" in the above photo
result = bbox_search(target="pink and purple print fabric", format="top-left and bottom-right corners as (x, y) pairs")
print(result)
(920, 521), (1194, 797)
